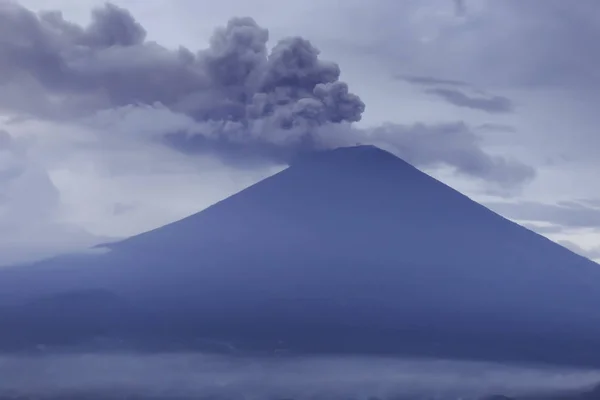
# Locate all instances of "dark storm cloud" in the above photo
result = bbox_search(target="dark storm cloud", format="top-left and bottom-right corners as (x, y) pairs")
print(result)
(0, 3), (363, 142)
(485, 200), (600, 229)
(0, 2), (534, 188)
(424, 88), (514, 114)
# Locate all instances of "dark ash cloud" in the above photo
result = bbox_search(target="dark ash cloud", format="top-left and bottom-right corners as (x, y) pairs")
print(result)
(0, 2), (363, 145)
(168, 120), (535, 188)
(425, 88), (514, 114)
(0, 2), (533, 188)
(0, 3), (363, 124)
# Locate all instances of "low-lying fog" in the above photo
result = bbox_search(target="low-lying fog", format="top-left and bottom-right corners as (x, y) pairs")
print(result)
(0, 353), (599, 399)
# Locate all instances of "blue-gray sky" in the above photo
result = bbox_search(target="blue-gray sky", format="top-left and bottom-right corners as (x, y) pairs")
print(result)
(1, 0), (599, 264)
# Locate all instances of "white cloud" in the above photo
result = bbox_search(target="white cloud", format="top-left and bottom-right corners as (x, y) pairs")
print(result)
(0, 107), (280, 265)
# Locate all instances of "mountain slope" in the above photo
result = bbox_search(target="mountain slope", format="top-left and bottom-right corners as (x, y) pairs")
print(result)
(1, 145), (600, 365)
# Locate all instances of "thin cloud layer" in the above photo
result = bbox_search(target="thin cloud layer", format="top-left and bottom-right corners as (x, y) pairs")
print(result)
(331, 0), (600, 89)
(399, 75), (514, 113)
(558, 240), (600, 262)
(396, 74), (469, 88)
(0, 353), (598, 398)
(424, 88), (513, 114)
(485, 200), (600, 230)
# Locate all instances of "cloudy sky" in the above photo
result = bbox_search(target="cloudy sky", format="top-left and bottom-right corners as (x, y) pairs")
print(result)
(1, 0), (599, 265)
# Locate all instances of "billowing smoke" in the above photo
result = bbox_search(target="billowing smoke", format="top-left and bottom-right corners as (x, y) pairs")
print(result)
(0, 1), (534, 188)
(0, 2), (363, 144)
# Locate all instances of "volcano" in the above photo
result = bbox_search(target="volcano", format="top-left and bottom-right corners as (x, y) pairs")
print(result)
(1, 145), (600, 366)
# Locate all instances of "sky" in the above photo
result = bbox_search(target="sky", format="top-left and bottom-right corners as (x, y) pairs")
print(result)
(0, 0), (599, 265)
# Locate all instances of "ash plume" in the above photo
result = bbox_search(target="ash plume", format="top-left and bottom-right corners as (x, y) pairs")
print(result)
(0, 2), (363, 145)
(0, 1), (534, 187)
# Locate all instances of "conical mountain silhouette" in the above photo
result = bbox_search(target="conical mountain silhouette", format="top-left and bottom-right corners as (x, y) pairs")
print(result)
(1, 145), (600, 365)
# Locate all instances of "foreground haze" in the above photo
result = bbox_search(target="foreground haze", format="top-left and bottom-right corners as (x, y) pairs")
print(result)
(0, 353), (599, 399)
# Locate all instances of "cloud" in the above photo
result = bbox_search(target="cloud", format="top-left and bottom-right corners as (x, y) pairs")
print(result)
(424, 88), (513, 113)
(0, 1), (541, 264)
(36, 111), (281, 229)
(521, 223), (565, 235)
(0, 113), (283, 265)
(395, 74), (469, 87)
(82, 104), (534, 189)
(306, 0), (600, 203)
(0, 128), (102, 265)
(485, 200), (600, 229)
(500, 0), (600, 89)
(364, 122), (535, 189)
(0, 129), (62, 232)
(474, 123), (517, 134)
(328, 0), (600, 89)
(578, 198), (600, 209)
(0, 1), (533, 189)
(0, 2), (364, 148)
(399, 75), (514, 113)
(454, 0), (467, 17)
(0, 353), (597, 398)
(558, 240), (600, 262)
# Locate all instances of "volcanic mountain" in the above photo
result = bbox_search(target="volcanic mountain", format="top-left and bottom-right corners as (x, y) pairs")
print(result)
(1, 145), (600, 366)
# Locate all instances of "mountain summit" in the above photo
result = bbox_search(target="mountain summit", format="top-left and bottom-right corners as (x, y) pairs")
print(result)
(2, 145), (600, 365)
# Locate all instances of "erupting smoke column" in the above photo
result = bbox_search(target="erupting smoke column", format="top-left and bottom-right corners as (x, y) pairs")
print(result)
(0, 3), (364, 152)
(0, 2), (534, 186)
